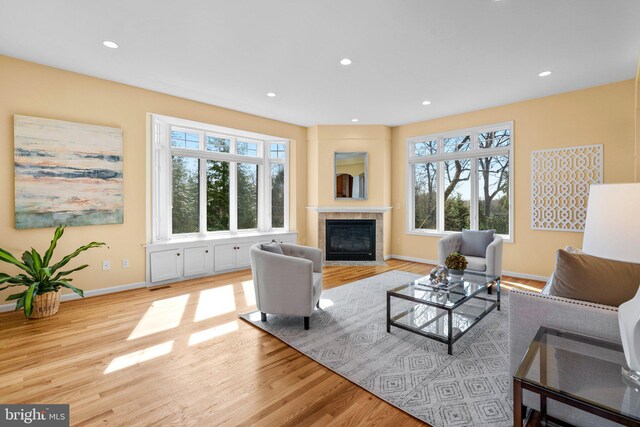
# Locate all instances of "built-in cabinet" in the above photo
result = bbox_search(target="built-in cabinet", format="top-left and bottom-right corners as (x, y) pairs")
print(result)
(149, 249), (182, 282)
(183, 246), (211, 277)
(214, 242), (252, 271)
(146, 232), (297, 286)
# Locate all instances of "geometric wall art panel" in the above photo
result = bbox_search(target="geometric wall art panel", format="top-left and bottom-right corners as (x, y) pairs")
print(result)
(531, 144), (602, 232)
(14, 115), (123, 229)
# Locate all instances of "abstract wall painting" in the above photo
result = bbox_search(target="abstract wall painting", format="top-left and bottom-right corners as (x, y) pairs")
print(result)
(531, 144), (603, 232)
(14, 115), (124, 229)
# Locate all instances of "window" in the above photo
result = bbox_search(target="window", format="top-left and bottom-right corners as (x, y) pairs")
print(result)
(407, 122), (513, 240)
(152, 115), (289, 241)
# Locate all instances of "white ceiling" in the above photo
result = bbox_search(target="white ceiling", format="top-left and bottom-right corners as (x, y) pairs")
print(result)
(1, 0), (639, 127)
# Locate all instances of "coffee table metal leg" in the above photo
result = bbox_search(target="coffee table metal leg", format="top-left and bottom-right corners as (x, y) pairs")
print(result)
(513, 378), (523, 427)
(447, 309), (453, 355)
(497, 278), (501, 311)
(386, 293), (391, 333)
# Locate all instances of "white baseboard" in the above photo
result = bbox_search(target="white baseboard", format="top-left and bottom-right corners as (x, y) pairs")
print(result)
(388, 254), (439, 265)
(502, 270), (548, 282)
(388, 254), (549, 283)
(0, 281), (146, 313)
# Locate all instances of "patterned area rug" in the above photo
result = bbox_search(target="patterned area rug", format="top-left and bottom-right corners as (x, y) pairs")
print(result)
(239, 270), (511, 427)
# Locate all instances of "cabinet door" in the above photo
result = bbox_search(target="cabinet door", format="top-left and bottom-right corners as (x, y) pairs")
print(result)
(235, 243), (252, 269)
(183, 246), (210, 277)
(214, 244), (236, 272)
(150, 249), (182, 283)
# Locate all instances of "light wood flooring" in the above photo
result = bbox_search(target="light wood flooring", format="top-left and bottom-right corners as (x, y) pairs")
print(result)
(0, 259), (544, 426)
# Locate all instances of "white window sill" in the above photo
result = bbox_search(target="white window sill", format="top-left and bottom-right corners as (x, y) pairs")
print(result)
(405, 229), (513, 244)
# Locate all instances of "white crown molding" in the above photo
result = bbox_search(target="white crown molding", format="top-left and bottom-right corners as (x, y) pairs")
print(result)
(306, 206), (392, 213)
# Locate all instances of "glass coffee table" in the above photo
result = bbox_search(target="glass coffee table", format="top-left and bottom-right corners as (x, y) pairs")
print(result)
(386, 270), (500, 355)
(513, 326), (640, 426)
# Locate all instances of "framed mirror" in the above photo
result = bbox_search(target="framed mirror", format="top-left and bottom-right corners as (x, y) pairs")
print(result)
(335, 152), (368, 200)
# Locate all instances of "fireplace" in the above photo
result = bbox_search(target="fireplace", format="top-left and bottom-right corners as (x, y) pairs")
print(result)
(325, 219), (376, 261)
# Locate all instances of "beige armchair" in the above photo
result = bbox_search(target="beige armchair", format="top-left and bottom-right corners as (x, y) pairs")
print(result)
(438, 232), (503, 278)
(249, 243), (323, 330)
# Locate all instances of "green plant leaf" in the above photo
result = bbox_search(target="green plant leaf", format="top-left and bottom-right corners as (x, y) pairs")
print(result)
(49, 242), (106, 274)
(43, 225), (65, 267)
(0, 283), (28, 292)
(56, 280), (84, 297)
(10, 274), (33, 284)
(15, 294), (26, 310)
(52, 264), (89, 281)
(0, 273), (14, 285)
(39, 283), (57, 293)
(31, 249), (42, 271)
(21, 250), (33, 268)
(0, 248), (30, 273)
(6, 291), (26, 301)
(23, 282), (39, 318)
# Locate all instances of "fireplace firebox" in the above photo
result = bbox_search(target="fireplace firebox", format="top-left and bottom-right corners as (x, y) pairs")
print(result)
(325, 219), (376, 261)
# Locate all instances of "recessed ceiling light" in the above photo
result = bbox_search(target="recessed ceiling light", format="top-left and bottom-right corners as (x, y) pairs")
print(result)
(266, 92), (277, 97)
(538, 70), (552, 77)
(102, 40), (119, 49)
(351, 118), (359, 123)
(340, 58), (352, 66)
(422, 100), (432, 105)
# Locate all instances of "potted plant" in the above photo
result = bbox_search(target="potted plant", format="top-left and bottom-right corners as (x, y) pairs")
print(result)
(0, 225), (106, 318)
(444, 252), (467, 277)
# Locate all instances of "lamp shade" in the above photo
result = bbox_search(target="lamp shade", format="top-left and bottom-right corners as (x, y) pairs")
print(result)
(582, 183), (640, 264)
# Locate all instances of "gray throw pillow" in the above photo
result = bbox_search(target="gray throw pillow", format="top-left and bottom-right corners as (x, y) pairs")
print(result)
(261, 241), (284, 255)
(460, 229), (495, 257)
(549, 249), (640, 307)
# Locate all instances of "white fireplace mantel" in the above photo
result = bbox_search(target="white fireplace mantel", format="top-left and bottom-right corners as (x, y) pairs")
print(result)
(306, 206), (392, 213)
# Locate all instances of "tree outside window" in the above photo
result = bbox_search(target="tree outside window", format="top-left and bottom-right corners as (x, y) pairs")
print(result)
(409, 124), (512, 237)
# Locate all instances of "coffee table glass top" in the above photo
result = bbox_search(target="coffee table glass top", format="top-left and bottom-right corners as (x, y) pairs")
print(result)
(388, 270), (498, 309)
(515, 327), (640, 422)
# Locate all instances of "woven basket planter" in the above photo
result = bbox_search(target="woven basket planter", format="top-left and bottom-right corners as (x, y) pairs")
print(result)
(30, 290), (61, 319)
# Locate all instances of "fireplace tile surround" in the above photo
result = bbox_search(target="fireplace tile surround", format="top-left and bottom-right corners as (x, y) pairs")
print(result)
(317, 211), (385, 262)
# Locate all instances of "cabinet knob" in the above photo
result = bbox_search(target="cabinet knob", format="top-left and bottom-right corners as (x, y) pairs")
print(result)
(205, 250), (209, 253)
(177, 253), (180, 256)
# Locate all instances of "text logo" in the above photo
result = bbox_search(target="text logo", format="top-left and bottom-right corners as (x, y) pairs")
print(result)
(1, 405), (69, 426)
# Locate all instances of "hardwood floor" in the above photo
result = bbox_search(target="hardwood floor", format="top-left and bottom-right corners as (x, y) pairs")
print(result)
(0, 260), (544, 426)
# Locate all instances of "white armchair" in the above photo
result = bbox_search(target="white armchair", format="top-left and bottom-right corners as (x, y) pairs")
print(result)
(249, 243), (323, 330)
(438, 232), (503, 278)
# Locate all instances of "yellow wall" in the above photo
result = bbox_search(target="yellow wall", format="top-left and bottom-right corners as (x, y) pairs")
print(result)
(306, 125), (392, 255)
(0, 55), (307, 303)
(391, 80), (635, 277)
(636, 56), (640, 182)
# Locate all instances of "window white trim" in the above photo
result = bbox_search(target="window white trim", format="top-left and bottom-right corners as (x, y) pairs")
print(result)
(406, 121), (514, 242)
(151, 114), (289, 243)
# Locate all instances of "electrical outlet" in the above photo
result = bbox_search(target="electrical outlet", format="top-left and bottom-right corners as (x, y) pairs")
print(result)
(102, 260), (111, 271)
(122, 259), (129, 268)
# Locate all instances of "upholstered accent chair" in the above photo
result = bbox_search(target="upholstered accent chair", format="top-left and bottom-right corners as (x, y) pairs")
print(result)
(249, 242), (323, 330)
(438, 231), (504, 278)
